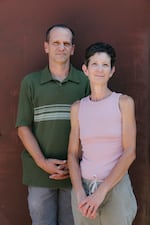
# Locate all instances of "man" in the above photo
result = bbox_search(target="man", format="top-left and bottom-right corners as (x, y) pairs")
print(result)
(16, 24), (90, 225)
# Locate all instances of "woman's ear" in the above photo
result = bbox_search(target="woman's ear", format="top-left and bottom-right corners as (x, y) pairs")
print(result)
(82, 64), (88, 77)
(110, 66), (115, 78)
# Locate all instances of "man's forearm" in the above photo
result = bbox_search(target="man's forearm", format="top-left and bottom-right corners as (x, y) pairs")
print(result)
(18, 126), (45, 168)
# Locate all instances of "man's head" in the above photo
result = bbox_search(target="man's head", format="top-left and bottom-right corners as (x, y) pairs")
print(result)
(44, 24), (75, 64)
(84, 42), (116, 69)
(45, 24), (75, 44)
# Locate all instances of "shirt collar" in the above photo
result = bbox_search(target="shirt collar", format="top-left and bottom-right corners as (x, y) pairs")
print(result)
(40, 65), (80, 84)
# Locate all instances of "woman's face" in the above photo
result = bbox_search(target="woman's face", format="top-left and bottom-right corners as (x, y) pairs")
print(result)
(82, 52), (115, 85)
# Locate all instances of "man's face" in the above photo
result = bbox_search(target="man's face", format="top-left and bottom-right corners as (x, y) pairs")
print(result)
(44, 27), (75, 64)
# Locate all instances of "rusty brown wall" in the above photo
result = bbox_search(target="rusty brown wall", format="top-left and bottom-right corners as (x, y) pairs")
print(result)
(0, 0), (149, 224)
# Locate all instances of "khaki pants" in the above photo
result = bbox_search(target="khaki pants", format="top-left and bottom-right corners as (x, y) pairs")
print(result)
(71, 174), (137, 225)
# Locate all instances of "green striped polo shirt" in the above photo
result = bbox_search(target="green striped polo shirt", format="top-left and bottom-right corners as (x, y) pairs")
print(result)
(16, 65), (90, 188)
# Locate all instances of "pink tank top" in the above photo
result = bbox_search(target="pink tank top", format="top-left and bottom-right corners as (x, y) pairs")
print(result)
(79, 92), (123, 181)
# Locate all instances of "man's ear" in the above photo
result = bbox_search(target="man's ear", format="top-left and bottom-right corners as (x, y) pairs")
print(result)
(44, 42), (49, 54)
(71, 44), (75, 56)
(82, 64), (88, 76)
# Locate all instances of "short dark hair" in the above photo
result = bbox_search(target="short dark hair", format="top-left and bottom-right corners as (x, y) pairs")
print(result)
(45, 24), (75, 44)
(84, 42), (116, 68)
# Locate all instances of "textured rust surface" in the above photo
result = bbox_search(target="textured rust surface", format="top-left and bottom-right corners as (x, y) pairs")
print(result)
(0, 1), (150, 224)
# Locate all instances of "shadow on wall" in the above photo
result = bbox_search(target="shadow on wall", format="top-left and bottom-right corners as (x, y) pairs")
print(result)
(0, 213), (11, 225)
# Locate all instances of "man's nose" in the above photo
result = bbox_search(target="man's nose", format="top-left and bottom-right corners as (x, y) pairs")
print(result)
(59, 43), (65, 50)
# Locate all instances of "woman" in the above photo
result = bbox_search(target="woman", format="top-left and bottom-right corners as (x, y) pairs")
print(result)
(68, 42), (137, 225)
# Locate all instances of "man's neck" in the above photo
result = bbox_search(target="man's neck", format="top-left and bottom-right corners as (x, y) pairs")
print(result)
(49, 61), (70, 81)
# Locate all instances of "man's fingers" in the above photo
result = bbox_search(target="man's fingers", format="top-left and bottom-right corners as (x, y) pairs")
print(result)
(49, 173), (70, 180)
(55, 159), (66, 165)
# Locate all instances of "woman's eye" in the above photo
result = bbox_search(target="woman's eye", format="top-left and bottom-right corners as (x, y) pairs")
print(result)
(103, 64), (109, 67)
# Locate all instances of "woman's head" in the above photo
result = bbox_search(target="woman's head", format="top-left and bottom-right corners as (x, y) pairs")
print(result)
(82, 42), (116, 85)
(84, 42), (116, 69)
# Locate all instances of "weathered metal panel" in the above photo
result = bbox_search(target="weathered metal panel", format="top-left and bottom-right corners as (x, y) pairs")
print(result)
(0, 0), (149, 224)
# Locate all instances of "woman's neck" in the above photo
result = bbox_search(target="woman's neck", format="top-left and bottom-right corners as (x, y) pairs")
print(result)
(90, 86), (112, 101)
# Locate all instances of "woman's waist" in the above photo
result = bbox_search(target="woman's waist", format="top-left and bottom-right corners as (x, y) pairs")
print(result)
(80, 156), (121, 181)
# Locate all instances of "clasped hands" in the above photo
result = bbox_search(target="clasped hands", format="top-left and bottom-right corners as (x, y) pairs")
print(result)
(77, 188), (106, 220)
(43, 158), (69, 180)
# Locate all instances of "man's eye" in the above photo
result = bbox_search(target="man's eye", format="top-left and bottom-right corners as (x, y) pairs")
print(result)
(53, 42), (59, 46)
(64, 43), (71, 47)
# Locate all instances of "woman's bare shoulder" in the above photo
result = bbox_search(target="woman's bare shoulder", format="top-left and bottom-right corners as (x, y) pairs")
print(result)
(71, 100), (81, 112)
(119, 94), (135, 111)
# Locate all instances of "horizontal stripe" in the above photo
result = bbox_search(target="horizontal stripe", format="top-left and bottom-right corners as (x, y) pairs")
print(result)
(34, 112), (70, 122)
(34, 104), (71, 122)
(34, 104), (71, 114)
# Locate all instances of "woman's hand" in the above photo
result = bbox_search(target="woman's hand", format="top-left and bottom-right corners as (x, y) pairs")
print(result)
(79, 187), (107, 219)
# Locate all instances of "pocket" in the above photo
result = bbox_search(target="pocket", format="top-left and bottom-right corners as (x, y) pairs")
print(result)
(127, 183), (137, 220)
(110, 175), (137, 222)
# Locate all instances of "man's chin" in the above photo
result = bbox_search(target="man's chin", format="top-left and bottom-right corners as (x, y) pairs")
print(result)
(55, 56), (68, 63)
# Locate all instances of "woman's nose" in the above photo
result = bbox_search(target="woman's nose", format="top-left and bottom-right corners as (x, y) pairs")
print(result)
(96, 65), (103, 71)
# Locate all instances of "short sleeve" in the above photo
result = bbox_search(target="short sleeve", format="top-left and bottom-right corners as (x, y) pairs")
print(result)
(16, 77), (34, 127)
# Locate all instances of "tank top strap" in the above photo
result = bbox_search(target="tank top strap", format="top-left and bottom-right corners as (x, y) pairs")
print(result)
(112, 92), (122, 105)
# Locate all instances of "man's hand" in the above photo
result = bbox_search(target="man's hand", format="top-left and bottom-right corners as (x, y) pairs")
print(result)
(39, 158), (68, 179)
(49, 160), (70, 180)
